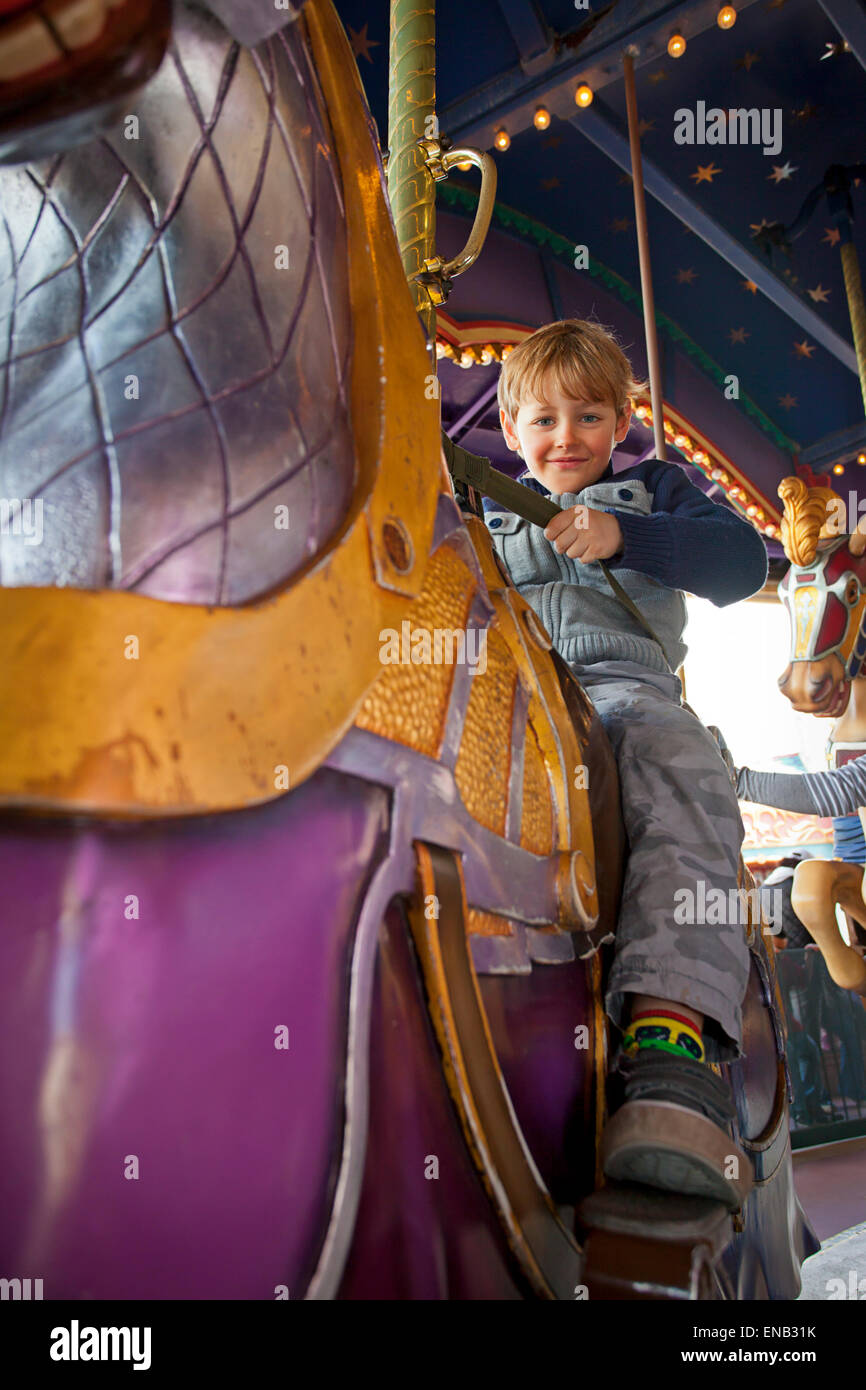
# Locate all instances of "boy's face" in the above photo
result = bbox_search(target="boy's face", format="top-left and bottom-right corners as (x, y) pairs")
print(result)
(500, 379), (632, 494)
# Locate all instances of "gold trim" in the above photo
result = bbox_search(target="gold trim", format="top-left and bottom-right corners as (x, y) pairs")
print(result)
(407, 841), (585, 1299)
(0, 0), (441, 816)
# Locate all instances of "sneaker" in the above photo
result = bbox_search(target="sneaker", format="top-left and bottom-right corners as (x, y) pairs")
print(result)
(600, 1049), (754, 1211)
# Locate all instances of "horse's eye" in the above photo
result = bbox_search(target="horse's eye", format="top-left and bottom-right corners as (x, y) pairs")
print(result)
(847, 578), (860, 604)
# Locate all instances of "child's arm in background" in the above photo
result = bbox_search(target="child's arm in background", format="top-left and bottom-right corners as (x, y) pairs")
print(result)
(736, 754), (866, 817)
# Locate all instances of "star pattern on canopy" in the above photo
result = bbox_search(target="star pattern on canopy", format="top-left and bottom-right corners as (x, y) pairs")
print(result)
(691, 163), (722, 185)
(347, 22), (379, 63)
(344, 0), (866, 460)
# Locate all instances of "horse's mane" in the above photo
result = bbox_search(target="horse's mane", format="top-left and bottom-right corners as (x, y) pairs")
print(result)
(778, 476), (843, 565)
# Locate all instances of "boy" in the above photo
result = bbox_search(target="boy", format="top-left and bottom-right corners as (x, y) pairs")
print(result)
(485, 319), (768, 1209)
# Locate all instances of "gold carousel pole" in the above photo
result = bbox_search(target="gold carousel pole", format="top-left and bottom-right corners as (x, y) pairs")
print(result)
(387, 1), (437, 356)
(622, 50), (666, 462)
(840, 239), (866, 415)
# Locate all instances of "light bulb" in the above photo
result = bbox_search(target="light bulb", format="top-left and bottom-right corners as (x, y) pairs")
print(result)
(494, 128), (510, 151)
(575, 84), (594, 108)
(834, 464), (845, 475)
(717, 5), (736, 28)
(668, 34), (686, 58)
(534, 107), (551, 130)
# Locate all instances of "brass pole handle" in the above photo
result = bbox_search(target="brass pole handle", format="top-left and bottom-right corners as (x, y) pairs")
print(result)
(412, 141), (497, 302)
(437, 147), (497, 279)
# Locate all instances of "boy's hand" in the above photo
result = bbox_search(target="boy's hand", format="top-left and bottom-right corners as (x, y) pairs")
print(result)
(543, 505), (623, 563)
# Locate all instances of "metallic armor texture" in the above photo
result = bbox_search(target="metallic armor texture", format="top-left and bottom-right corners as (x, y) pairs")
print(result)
(0, 0), (354, 603)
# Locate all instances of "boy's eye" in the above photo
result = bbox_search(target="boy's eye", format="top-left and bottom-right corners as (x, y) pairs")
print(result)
(530, 412), (602, 426)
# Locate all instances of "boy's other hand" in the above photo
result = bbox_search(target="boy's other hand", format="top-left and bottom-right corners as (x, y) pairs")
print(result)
(544, 505), (623, 563)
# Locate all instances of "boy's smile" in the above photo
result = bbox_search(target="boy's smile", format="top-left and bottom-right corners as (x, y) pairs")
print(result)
(500, 382), (632, 494)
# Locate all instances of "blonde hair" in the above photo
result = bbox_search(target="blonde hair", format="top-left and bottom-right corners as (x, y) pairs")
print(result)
(778, 476), (843, 565)
(497, 318), (648, 423)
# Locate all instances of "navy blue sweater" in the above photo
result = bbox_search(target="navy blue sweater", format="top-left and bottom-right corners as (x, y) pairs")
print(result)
(484, 458), (768, 608)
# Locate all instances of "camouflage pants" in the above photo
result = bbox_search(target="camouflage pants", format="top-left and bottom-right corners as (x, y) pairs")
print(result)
(571, 660), (750, 1062)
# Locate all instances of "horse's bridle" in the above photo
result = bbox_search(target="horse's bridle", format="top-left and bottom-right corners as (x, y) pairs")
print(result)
(778, 535), (866, 678)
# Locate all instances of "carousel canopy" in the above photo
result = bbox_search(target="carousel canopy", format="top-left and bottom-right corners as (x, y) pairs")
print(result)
(335, 0), (866, 550)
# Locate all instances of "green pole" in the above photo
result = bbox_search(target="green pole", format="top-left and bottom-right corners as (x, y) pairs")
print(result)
(387, 1), (437, 350)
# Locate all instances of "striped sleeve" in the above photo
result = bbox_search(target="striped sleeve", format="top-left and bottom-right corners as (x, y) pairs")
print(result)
(736, 756), (866, 816)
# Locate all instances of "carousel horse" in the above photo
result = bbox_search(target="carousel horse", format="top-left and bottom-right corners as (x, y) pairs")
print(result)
(777, 476), (866, 993)
(0, 0), (815, 1299)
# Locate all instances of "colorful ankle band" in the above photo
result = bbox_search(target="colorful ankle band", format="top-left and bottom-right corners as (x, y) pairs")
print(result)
(622, 1012), (705, 1062)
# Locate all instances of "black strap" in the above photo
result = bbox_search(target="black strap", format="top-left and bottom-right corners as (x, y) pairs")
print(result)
(442, 434), (674, 671)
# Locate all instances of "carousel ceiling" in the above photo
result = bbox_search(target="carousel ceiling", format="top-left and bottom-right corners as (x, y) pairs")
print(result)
(334, 0), (866, 499)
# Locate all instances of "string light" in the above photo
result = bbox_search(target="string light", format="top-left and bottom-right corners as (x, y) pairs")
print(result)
(858, 452), (866, 465)
(717, 5), (736, 28)
(833, 463), (845, 475)
(667, 34), (686, 58)
(575, 84), (594, 108)
(493, 128), (510, 151)
(435, 338), (517, 366)
(628, 400), (777, 533)
(533, 107), (551, 130)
